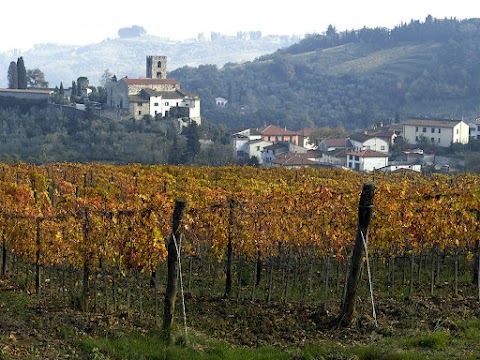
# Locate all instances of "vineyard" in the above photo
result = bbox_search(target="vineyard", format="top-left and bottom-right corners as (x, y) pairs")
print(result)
(1, 163), (480, 348)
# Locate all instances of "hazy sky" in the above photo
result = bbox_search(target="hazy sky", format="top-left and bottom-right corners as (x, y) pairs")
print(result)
(1, 0), (478, 52)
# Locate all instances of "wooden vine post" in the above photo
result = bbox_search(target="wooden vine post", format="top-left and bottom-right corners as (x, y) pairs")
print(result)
(163, 198), (186, 343)
(225, 198), (235, 298)
(339, 182), (375, 327)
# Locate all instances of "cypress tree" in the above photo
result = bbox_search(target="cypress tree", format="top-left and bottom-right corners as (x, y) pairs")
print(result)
(16, 57), (27, 89)
(7, 61), (18, 89)
(71, 81), (77, 102)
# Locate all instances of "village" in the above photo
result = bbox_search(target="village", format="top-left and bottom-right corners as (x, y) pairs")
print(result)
(0, 55), (479, 173)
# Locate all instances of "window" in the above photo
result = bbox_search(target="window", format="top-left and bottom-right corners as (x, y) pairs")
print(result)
(138, 111), (142, 115)
(415, 136), (418, 141)
(431, 128), (435, 133)
(156, 72), (162, 77)
(380, 146), (386, 150)
(154, 102), (159, 106)
(355, 156), (360, 161)
(165, 102), (169, 106)
(456, 129), (459, 134)
(431, 138), (435, 143)
(416, 127), (419, 132)
(348, 162), (353, 168)
(438, 128), (441, 133)
(157, 61), (162, 67)
(154, 111), (158, 115)
(423, 127), (427, 132)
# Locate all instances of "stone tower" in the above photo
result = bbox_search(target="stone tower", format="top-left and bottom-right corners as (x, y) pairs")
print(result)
(146, 55), (167, 79)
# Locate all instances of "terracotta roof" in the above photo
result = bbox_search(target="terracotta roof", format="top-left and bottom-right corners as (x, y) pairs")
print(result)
(297, 128), (315, 136)
(403, 118), (463, 128)
(121, 77), (179, 86)
(348, 133), (374, 143)
(345, 150), (388, 157)
(259, 125), (298, 136)
(271, 152), (317, 166)
(322, 138), (349, 147)
(364, 129), (395, 137)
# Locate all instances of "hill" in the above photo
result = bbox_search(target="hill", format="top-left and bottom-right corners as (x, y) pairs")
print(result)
(0, 32), (298, 88)
(168, 17), (480, 131)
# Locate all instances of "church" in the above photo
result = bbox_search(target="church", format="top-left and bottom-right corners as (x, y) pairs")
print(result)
(107, 56), (201, 124)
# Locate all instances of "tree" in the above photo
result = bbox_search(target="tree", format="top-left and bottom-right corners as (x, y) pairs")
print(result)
(184, 121), (201, 160)
(100, 69), (114, 88)
(16, 57), (27, 89)
(27, 68), (49, 88)
(7, 61), (18, 89)
(71, 81), (77, 102)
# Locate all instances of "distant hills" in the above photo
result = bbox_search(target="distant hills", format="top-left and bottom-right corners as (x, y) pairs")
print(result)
(168, 16), (480, 131)
(0, 31), (299, 88)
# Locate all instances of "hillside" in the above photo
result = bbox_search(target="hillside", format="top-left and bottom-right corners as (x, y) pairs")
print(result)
(169, 17), (480, 131)
(0, 33), (298, 88)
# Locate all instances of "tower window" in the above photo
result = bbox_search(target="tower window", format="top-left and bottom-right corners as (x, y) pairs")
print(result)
(157, 61), (162, 67)
(156, 72), (162, 78)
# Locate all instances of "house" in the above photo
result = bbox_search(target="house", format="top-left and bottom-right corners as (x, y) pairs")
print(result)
(402, 118), (469, 147)
(362, 127), (397, 146)
(0, 88), (53, 105)
(107, 55), (201, 124)
(215, 97), (228, 107)
(259, 125), (299, 145)
(242, 139), (273, 164)
(271, 152), (319, 168)
(262, 142), (308, 167)
(296, 128), (316, 149)
(318, 138), (351, 152)
(319, 149), (348, 167)
(399, 148), (424, 163)
(232, 128), (263, 159)
(468, 119), (480, 140)
(348, 133), (389, 153)
(346, 150), (388, 172)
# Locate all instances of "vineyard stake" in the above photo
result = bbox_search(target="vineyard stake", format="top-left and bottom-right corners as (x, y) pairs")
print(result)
(162, 198), (186, 344)
(339, 182), (375, 327)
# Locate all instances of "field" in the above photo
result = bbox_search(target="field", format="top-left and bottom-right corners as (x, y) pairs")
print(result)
(1, 163), (480, 359)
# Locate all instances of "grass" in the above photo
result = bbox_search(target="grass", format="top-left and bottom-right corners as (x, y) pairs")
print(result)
(77, 329), (291, 360)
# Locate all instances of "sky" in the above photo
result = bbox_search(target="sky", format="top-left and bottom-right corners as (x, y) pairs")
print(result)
(1, 0), (479, 52)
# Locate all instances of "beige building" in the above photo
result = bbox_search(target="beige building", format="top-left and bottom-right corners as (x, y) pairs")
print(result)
(107, 55), (201, 124)
(402, 118), (469, 147)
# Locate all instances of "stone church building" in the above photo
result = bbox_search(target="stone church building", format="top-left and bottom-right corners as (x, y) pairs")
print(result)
(107, 55), (201, 124)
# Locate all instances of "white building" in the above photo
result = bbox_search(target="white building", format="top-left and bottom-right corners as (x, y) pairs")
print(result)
(402, 118), (469, 147)
(346, 150), (388, 172)
(468, 119), (480, 140)
(215, 97), (228, 107)
(348, 133), (389, 153)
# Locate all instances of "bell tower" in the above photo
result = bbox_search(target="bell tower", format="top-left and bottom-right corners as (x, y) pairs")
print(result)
(146, 55), (167, 79)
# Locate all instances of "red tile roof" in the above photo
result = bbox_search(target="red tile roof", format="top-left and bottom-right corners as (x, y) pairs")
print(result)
(297, 128), (315, 136)
(272, 152), (317, 166)
(259, 125), (298, 136)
